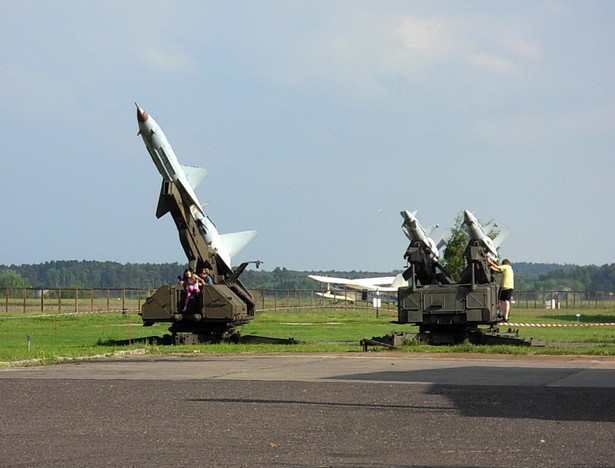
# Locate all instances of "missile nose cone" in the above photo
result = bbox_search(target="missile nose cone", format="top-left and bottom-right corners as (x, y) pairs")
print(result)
(136, 104), (149, 122)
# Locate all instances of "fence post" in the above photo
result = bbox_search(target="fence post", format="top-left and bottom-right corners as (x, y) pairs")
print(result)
(58, 288), (62, 313)
(106, 289), (110, 312)
(90, 289), (94, 312)
(22, 288), (26, 313)
(40, 288), (44, 313)
(75, 288), (78, 314)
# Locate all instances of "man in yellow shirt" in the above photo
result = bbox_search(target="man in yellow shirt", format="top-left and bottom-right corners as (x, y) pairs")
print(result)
(488, 258), (514, 322)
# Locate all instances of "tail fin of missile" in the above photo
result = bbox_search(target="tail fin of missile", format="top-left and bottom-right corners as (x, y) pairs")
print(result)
(156, 195), (171, 218)
(220, 230), (258, 258)
(493, 228), (509, 249)
(424, 223), (439, 236)
(181, 165), (208, 190)
(156, 181), (172, 218)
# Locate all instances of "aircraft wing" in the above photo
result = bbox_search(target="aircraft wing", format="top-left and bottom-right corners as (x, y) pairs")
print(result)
(316, 291), (357, 302)
(308, 275), (400, 291)
(308, 275), (366, 288)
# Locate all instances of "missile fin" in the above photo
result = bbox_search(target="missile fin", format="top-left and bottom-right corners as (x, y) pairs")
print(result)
(220, 230), (258, 258)
(493, 228), (509, 249)
(425, 223), (439, 236)
(155, 194), (171, 219)
(155, 182), (172, 218)
(181, 165), (208, 190)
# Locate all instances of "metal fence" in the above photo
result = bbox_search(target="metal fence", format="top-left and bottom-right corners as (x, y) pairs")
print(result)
(0, 288), (149, 314)
(253, 289), (397, 312)
(1, 288), (615, 314)
(510, 290), (615, 310)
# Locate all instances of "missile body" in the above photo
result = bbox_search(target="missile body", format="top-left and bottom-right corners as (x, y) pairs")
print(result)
(136, 105), (255, 272)
(463, 210), (498, 257)
(401, 210), (440, 260)
(137, 106), (206, 217)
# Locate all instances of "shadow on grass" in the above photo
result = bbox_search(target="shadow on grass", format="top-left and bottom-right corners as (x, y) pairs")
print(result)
(97, 335), (170, 346)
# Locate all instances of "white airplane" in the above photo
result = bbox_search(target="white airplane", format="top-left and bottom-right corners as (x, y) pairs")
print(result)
(136, 105), (257, 272)
(308, 274), (408, 302)
(312, 287), (363, 303)
(462, 210), (509, 259)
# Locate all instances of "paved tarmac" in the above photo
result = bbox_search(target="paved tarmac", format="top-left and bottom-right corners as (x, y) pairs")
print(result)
(1, 353), (614, 467)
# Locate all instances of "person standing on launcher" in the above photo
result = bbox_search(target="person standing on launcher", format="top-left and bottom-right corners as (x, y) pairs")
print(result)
(488, 258), (514, 322)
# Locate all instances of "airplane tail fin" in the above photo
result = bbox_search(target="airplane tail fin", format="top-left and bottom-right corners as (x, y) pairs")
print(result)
(220, 230), (258, 258)
(390, 273), (408, 289)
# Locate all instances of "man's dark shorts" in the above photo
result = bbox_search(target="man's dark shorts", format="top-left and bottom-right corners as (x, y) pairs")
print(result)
(499, 289), (513, 301)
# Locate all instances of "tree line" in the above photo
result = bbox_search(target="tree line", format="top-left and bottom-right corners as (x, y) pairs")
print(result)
(0, 261), (183, 289)
(0, 260), (611, 291)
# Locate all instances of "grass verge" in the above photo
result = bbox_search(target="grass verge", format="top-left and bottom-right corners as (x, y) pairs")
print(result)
(1, 307), (614, 365)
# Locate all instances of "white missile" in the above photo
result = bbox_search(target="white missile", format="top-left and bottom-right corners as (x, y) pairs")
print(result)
(400, 210), (440, 260)
(189, 204), (257, 271)
(137, 105), (207, 217)
(463, 210), (508, 259)
(136, 105), (256, 271)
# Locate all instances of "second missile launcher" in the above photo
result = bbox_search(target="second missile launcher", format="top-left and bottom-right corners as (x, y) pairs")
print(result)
(396, 211), (502, 344)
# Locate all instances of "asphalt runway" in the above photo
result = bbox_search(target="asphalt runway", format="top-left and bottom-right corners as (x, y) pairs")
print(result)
(1, 353), (614, 467)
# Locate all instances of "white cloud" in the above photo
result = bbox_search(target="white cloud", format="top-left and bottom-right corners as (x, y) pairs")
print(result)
(469, 53), (517, 73)
(227, 8), (545, 102)
(396, 17), (457, 58)
(473, 105), (615, 148)
(395, 15), (543, 76)
(140, 45), (196, 72)
(507, 37), (543, 61)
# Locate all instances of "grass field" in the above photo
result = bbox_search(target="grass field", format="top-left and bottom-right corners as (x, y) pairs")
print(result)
(1, 306), (614, 365)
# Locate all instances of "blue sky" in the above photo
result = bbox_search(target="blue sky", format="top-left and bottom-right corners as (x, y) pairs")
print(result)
(1, 1), (614, 271)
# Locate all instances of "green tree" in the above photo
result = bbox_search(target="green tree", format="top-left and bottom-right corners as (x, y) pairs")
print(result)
(440, 211), (503, 282)
(441, 213), (466, 281)
(0, 269), (30, 288)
